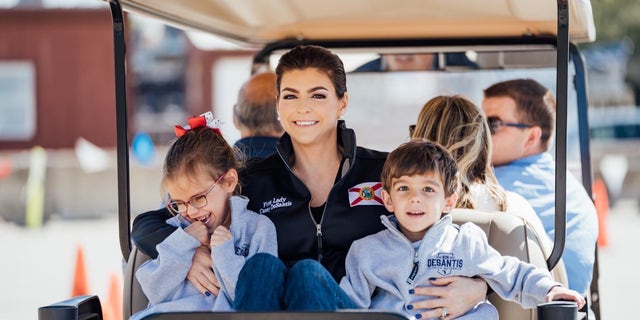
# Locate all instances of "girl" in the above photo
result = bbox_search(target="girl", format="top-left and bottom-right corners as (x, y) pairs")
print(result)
(131, 112), (277, 320)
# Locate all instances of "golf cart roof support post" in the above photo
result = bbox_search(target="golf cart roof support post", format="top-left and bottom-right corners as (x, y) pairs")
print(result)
(109, 0), (132, 261)
(571, 43), (601, 319)
(571, 44), (593, 197)
(548, 0), (569, 271)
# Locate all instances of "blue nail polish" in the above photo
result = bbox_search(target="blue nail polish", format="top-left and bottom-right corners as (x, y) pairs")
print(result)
(409, 289), (415, 294)
(205, 291), (211, 297)
(407, 304), (413, 310)
(415, 314), (422, 319)
(428, 277), (436, 281)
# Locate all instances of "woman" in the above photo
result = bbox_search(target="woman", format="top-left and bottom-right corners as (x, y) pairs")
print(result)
(132, 46), (487, 318)
(411, 95), (551, 248)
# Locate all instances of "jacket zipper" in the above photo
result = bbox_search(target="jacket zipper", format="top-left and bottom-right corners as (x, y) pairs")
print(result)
(277, 148), (327, 263)
(407, 251), (420, 284)
(308, 202), (325, 262)
(383, 216), (422, 285)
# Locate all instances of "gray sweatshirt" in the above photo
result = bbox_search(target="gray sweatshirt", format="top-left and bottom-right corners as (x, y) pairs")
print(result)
(339, 214), (560, 319)
(131, 196), (277, 320)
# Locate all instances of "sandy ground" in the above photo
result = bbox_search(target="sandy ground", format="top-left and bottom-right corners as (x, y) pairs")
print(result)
(1, 199), (638, 319)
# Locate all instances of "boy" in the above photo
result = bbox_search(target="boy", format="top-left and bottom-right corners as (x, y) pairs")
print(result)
(339, 140), (584, 319)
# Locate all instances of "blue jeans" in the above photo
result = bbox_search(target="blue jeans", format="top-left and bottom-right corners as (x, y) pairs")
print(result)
(234, 253), (356, 311)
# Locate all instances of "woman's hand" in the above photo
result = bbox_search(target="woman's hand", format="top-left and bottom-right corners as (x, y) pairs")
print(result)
(411, 276), (487, 319)
(210, 225), (232, 248)
(184, 221), (210, 246)
(186, 246), (220, 296)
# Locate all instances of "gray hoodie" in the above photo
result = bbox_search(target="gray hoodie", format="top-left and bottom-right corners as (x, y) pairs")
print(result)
(339, 214), (560, 319)
(131, 196), (277, 320)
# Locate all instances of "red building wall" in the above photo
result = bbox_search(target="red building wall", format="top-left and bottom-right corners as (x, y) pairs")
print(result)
(0, 9), (117, 149)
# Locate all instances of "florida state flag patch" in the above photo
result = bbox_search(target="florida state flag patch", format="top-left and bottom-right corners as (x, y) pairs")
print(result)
(348, 182), (384, 207)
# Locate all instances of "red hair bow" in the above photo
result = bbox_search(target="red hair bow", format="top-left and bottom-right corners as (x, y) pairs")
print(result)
(174, 111), (222, 137)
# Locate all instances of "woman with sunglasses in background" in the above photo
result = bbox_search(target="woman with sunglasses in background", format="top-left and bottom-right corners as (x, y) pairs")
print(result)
(130, 113), (277, 320)
(411, 95), (554, 256)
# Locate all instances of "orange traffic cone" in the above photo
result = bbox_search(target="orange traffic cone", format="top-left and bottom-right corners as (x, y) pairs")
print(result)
(593, 178), (609, 247)
(103, 272), (123, 320)
(71, 245), (89, 297)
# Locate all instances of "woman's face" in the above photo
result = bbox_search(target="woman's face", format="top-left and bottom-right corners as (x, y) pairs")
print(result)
(277, 68), (348, 146)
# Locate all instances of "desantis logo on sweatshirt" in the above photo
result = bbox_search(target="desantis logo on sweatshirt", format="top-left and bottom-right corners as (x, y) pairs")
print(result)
(427, 252), (464, 276)
(348, 182), (384, 207)
(235, 244), (250, 257)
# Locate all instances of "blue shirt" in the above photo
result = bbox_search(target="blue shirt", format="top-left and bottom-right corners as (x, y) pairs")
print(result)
(494, 153), (598, 295)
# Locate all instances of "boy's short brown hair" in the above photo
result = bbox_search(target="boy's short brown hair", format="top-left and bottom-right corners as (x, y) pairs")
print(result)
(381, 139), (459, 197)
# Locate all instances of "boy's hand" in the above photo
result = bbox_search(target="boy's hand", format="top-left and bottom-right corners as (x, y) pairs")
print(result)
(210, 225), (232, 248)
(184, 221), (209, 246)
(546, 285), (586, 309)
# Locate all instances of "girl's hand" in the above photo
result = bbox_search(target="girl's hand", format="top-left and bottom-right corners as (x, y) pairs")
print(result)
(186, 246), (220, 296)
(410, 276), (487, 320)
(184, 221), (210, 246)
(210, 225), (232, 248)
(546, 285), (586, 309)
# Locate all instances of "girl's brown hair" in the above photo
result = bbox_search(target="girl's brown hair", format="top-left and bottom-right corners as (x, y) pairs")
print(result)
(163, 127), (240, 195)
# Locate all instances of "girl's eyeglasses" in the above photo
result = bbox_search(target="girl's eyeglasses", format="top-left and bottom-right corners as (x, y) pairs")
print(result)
(487, 116), (532, 135)
(166, 174), (225, 215)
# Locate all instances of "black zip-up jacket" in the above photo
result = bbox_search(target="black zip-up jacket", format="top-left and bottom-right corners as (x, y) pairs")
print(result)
(131, 121), (389, 280)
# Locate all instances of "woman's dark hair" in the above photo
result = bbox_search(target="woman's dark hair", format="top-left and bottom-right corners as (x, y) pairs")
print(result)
(275, 45), (347, 98)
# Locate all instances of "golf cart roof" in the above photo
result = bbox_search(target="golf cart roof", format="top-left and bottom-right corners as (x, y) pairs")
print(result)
(118, 0), (596, 46)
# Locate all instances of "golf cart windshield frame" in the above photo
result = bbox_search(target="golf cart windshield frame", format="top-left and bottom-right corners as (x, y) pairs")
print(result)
(106, 0), (597, 317)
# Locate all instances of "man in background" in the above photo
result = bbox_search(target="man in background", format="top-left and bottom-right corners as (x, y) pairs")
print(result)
(481, 78), (598, 298)
(233, 72), (283, 160)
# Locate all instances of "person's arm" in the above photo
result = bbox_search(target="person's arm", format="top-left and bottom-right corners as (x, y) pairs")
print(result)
(132, 208), (176, 258)
(337, 240), (374, 309)
(212, 216), (278, 302)
(136, 228), (200, 305)
(459, 223), (560, 308)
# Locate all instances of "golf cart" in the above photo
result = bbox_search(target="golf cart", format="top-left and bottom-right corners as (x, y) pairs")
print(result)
(39, 0), (600, 319)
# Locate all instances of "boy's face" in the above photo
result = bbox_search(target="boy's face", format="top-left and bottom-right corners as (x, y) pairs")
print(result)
(382, 171), (457, 242)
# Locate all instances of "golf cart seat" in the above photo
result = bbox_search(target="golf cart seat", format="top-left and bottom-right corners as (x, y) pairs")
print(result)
(450, 208), (568, 320)
(123, 245), (151, 318)
(122, 208), (567, 320)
